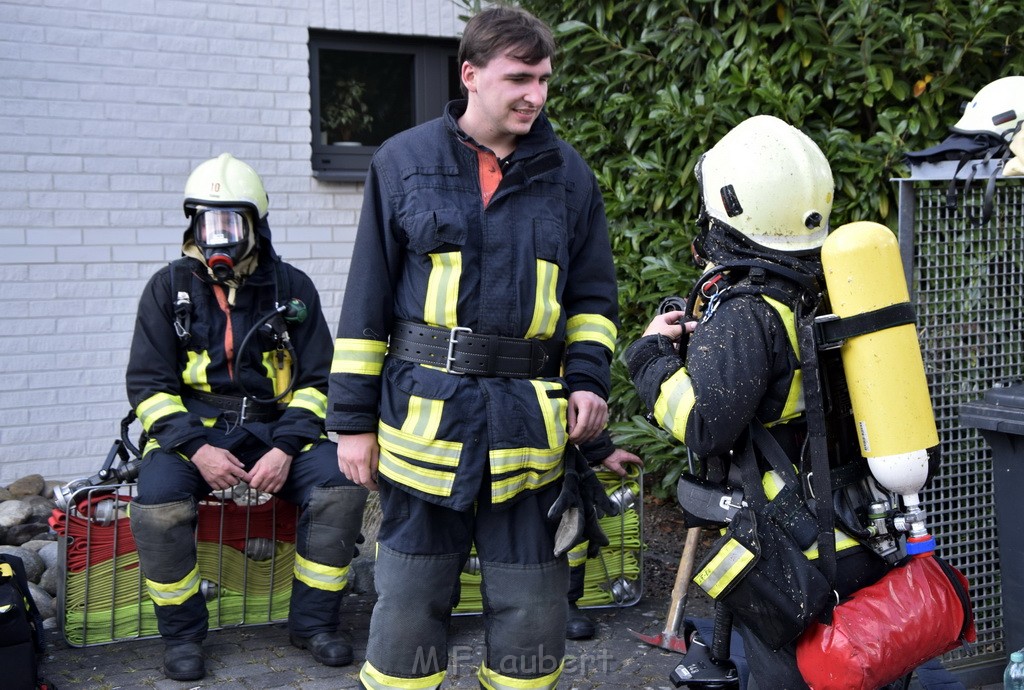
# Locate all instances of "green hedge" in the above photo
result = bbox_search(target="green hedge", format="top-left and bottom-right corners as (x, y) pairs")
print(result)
(510, 0), (1024, 497)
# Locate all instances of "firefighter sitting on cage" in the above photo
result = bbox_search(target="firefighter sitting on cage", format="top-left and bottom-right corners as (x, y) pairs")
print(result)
(125, 154), (368, 682)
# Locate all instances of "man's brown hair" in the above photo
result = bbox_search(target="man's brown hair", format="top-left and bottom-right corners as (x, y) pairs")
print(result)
(458, 5), (556, 72)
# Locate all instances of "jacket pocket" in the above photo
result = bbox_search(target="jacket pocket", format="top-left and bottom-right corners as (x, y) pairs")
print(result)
(378, 359), (464, 498)
(387, 358), (460, 401)
(533, 217), (568, 268)
(404, 208), (468, 255)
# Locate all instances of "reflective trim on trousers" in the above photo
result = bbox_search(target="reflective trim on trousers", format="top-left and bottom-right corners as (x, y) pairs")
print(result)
(293, 552), (348, 592)
(478, 658), (564, 690)
(359, 655), (446, 688)
(146, 563), (202, 607)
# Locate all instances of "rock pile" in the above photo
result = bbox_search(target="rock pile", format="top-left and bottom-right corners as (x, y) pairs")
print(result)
(0, 473), (64, 633)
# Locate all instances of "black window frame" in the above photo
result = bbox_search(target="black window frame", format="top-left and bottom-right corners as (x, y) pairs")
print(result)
(309, 29), (460, 182)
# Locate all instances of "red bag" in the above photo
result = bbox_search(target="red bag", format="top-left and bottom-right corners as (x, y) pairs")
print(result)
(796, 554), (975, 690)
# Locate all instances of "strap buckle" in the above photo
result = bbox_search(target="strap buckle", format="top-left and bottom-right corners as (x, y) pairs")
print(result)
(813, 313), (844, 350)
(446, 326), (473, 375)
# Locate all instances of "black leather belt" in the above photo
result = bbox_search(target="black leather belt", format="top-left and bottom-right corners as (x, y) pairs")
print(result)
(389, 320), (563, 378)
(183, 389), (284, 423)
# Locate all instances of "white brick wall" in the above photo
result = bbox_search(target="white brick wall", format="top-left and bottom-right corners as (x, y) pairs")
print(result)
(0, 0), (466, 483)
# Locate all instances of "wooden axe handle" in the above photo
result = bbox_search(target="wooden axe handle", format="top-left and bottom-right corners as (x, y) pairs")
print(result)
(663, 526), (702, 637)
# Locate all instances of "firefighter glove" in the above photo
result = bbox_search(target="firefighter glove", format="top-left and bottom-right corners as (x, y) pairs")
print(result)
(548, 446), (614, 558)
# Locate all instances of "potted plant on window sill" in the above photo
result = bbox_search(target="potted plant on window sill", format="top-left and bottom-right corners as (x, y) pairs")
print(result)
(320, 77), (374, 146)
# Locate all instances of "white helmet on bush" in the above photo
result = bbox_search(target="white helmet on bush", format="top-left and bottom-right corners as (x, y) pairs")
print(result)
(697, 115), (834, 254)
(953, 76), (1024, 140)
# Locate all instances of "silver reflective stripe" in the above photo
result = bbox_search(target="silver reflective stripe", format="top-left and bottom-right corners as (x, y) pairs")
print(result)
(692, 538), (755, 598)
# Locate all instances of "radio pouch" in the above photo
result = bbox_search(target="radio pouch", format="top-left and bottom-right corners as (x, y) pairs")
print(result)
(693, 503), (832, 651)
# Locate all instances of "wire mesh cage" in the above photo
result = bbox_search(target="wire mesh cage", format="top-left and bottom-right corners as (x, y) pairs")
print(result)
(895, 159), (1024, 675)
(53, 483), (299, 647)
(452, 466), (644, 614)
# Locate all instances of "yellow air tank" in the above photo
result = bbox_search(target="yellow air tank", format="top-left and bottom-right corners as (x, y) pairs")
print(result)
(820, 221), (938, 505)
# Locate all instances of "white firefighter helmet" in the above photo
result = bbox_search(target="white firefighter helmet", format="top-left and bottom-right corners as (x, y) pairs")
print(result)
(697, 115), (834, 254)
(183, 153), (269, 220)
(183, 154), (268, 281)
(953, 75), (1024, 140)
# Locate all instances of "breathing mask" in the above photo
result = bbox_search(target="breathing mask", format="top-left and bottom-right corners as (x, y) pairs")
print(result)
(191, 206), (254, 282)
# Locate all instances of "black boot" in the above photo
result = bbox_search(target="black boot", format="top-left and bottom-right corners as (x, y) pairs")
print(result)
(566, 601), (596, 640)
(163, 641), (205, 681)
(290, 631), (354, 667)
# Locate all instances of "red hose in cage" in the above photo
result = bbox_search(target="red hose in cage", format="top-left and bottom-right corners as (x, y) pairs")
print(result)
(195, 496), (298, 548)
(50, 492), (298, 573)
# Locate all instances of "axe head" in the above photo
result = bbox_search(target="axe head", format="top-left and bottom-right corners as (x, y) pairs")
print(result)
(629, 627), (690, 654)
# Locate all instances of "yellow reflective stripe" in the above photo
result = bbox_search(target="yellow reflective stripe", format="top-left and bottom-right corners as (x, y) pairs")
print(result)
(567, 541), (589, 567)
(803, 530), (861, 558)
(653, 368), (695, 442)
(294, 552), (348, 592)
(478, 659), (564, 690)
(379, 448), (456, 497)
(401, 396), (444, 438)
(145, 564), (201, 607)
(136, 393), (189, 432)
(762, 296), (805, 423)
(490, 456), (564, 504)
(565, 314), (616, 352)
(261, 349), (294, 402)
(489, 445), (564, 474)
(525, 259), (560, 339)
(182, 350), (212, 390)
(361, 660), (445, 689)
(762, 470), (798, 500)
(378, 422), (462, 467)
(288, 387), (328, 418)
(332, 338), (387, 375)
(424, 251), (462, 328)
(530, 380), (567, 450)
(692, 538), (755, 599)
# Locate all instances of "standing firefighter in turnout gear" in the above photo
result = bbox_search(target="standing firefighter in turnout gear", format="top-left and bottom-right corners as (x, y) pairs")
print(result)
(627, 116), (893, 689)
(127, 153), (368, 682)
(328, 7), (619, 689)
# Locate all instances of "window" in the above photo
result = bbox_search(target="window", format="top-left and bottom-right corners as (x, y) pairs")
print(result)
(310, 30), (461, 182)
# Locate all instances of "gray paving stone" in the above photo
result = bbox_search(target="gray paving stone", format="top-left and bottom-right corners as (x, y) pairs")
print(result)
(40, 589), (993, 689)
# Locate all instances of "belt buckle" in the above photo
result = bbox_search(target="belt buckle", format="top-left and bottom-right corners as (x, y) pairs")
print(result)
(446, 326), (473, 375)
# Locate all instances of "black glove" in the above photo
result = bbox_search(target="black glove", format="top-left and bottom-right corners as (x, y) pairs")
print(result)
(547, 446), (615, 558)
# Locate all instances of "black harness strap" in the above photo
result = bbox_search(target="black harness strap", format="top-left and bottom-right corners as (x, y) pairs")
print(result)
(796, 300), (838, 594)
(814, 302), (917, 349)
(169, 258), (197, 345)
(168, 256), (295, 348)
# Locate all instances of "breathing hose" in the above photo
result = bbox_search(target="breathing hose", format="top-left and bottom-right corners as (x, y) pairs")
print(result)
(233, 299), (307, 404)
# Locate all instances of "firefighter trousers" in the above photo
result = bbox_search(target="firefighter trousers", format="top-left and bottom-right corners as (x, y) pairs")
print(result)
(360, 478), (568, 690)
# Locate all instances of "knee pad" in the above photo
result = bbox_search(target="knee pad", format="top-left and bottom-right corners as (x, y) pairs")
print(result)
(480, 558), (567, 681)
(367, 544), (463, 677)
(299, 485), (369, 566)
(129, 499), (197, 582)
(292, 485), (369, 597)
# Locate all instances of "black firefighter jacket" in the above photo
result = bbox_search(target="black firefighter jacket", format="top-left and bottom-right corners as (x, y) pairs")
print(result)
(327, 100), (620, 511)
(127, 241), (334, 461)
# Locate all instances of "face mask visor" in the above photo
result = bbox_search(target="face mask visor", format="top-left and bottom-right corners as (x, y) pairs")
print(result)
(193, 208), (250, 250)
(191, 207), (253, 281)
